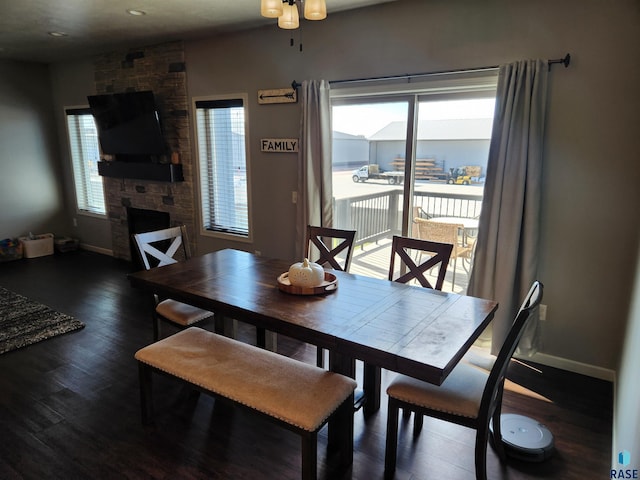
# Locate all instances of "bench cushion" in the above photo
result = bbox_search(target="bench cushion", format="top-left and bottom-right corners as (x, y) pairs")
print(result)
(135, 327), (357, 432)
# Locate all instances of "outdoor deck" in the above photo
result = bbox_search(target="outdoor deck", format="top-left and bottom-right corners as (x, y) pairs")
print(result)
(333, 185), (480, 294)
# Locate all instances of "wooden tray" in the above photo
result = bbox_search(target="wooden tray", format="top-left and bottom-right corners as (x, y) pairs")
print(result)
(277, 272), (338, 295)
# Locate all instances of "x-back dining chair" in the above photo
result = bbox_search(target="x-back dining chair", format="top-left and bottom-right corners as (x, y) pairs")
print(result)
(360, 236), (453, 414)
(306, 225), (356, 367)
(388, 235), (453, 290)
(132, 225), (215, 341)
(384, 281), (544, 480)
(359, 235), (454, 413)
(306, 225), (356, 272)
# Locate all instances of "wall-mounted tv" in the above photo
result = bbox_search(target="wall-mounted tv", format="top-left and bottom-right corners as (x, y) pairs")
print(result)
(88, 91), (166, 160)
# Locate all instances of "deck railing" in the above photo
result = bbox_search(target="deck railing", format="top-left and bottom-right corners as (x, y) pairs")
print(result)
(334, 190), (483, 246)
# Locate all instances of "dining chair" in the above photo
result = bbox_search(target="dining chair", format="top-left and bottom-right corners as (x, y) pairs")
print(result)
(360, 236), (454, 414)
(306, 225), (356, 272)
(306, 225), (356, 367)
(388, 235), (453, 290)
(384, 281), (544, 480)
(360, 235), (454, 415)
(413, 217), (474, 289)
(132, 225), (215, 341)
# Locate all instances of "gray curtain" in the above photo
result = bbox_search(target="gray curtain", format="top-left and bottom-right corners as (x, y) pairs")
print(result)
(296, 79), (333, 258)
(467, 59), (548, 356)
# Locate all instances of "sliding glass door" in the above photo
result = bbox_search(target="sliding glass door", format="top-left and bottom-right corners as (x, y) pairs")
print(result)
(331, 80), (496, 293)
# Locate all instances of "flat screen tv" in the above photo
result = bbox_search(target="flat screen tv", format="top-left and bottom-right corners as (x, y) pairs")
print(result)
(88, 91), (166, 159)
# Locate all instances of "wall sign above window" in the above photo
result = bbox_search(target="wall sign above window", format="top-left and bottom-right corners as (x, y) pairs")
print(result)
(257, 88), (297, 104)
(261, 138), (299, 153)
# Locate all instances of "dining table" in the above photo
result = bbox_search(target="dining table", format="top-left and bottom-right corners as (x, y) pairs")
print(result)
(128, 248), (498, 447)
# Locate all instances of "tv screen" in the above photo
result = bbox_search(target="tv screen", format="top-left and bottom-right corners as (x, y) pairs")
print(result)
(88, 91), (166, 157)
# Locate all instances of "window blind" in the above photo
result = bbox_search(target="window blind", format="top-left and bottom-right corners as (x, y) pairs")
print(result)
(65, 108), (106, 215)
(195, 98), (249, 237)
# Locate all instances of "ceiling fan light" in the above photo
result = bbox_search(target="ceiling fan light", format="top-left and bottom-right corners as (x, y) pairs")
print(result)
(261, 0), (283, 18)
(304, 0), (327, 20)
(278, 3), (300, 29)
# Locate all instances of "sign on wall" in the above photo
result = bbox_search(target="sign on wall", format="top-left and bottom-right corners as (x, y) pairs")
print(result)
(257, 88), (297, 104)
(261, 138), (299, 153)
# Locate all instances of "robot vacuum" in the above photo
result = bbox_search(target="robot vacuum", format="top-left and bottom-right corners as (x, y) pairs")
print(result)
(490, 414), (555, 462)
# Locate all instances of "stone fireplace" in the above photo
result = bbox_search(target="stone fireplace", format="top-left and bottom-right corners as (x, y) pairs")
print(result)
(94, 41), (196, 261)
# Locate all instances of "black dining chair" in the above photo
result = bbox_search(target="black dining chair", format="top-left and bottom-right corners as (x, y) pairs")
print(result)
(306, 225), (356, 272)
(384, 281), (543, 480)
(360, 236), (454, 414)
(307, 225), (356, 367)
(388, 235), (453, 290)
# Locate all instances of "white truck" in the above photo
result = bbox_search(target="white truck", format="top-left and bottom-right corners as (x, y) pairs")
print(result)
(351, 164), (405, 185)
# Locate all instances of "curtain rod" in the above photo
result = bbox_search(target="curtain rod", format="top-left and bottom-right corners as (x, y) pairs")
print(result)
(291, 54), (570, 89)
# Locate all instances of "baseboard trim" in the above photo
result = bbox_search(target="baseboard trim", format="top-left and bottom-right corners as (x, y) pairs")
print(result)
(79, 244), (113, 256)
(518, 352), (615, 382)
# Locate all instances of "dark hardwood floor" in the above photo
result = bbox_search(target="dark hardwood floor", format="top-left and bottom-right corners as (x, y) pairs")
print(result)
(0, 250), (612, 479)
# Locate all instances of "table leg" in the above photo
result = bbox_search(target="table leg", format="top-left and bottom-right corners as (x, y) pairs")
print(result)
(214, 314), (238, 339)
(256, 327), (277, 351)
(363, 363), (381, 415)
(328, 351), (355, 452)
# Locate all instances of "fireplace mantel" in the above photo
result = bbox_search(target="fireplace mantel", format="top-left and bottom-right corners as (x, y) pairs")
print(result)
(98, 161), (184, 182)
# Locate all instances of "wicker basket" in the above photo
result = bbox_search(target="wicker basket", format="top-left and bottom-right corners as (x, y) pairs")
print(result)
(19, 233), (54, 258)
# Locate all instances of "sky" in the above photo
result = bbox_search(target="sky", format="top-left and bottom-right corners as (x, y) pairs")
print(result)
(332, 98), (496, 137)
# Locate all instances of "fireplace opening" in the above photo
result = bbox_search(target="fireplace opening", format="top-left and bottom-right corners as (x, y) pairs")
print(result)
(127, 207), (170, 270)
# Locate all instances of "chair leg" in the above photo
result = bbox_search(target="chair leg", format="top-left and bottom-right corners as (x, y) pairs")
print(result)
(256, 326), (266, 348)
(452, 256), (457, 289)
(138, 363), (154, 425)
(385, 398), (400, 478)
(316, 346), (324, 368)
(474, 424), (489, 480)
(216, 314), (239, 339)
(413, 412), (423, 434)
(152, 313), (160, 341)
(490, 399), (507, 462)
(149, 296), (161, 341)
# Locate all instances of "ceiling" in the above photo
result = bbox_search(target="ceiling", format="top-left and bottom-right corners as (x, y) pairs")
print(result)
(0, 0), (395, 64)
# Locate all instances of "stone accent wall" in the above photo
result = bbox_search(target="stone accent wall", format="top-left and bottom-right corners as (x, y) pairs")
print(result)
(94, 41), (196, 260)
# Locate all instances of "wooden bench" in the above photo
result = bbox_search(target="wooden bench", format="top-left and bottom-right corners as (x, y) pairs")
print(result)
(134, 327), (357, 480)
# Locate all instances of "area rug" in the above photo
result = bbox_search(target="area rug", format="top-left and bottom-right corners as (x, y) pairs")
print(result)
(0, 286), (85, 355)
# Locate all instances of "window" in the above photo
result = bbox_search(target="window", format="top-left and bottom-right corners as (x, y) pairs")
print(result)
(194, 95), (251, 239)
(65, 108), (105, 215)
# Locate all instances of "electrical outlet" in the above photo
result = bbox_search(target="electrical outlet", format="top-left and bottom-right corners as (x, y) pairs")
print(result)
(254, 250), (262, 257)
(539, 304), (547, 321)
(291, 191), (298, 204)
(72, 218), (77, 227)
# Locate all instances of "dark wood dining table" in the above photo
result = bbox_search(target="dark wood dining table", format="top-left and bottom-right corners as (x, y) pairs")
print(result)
(128, 248), (497, 405)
